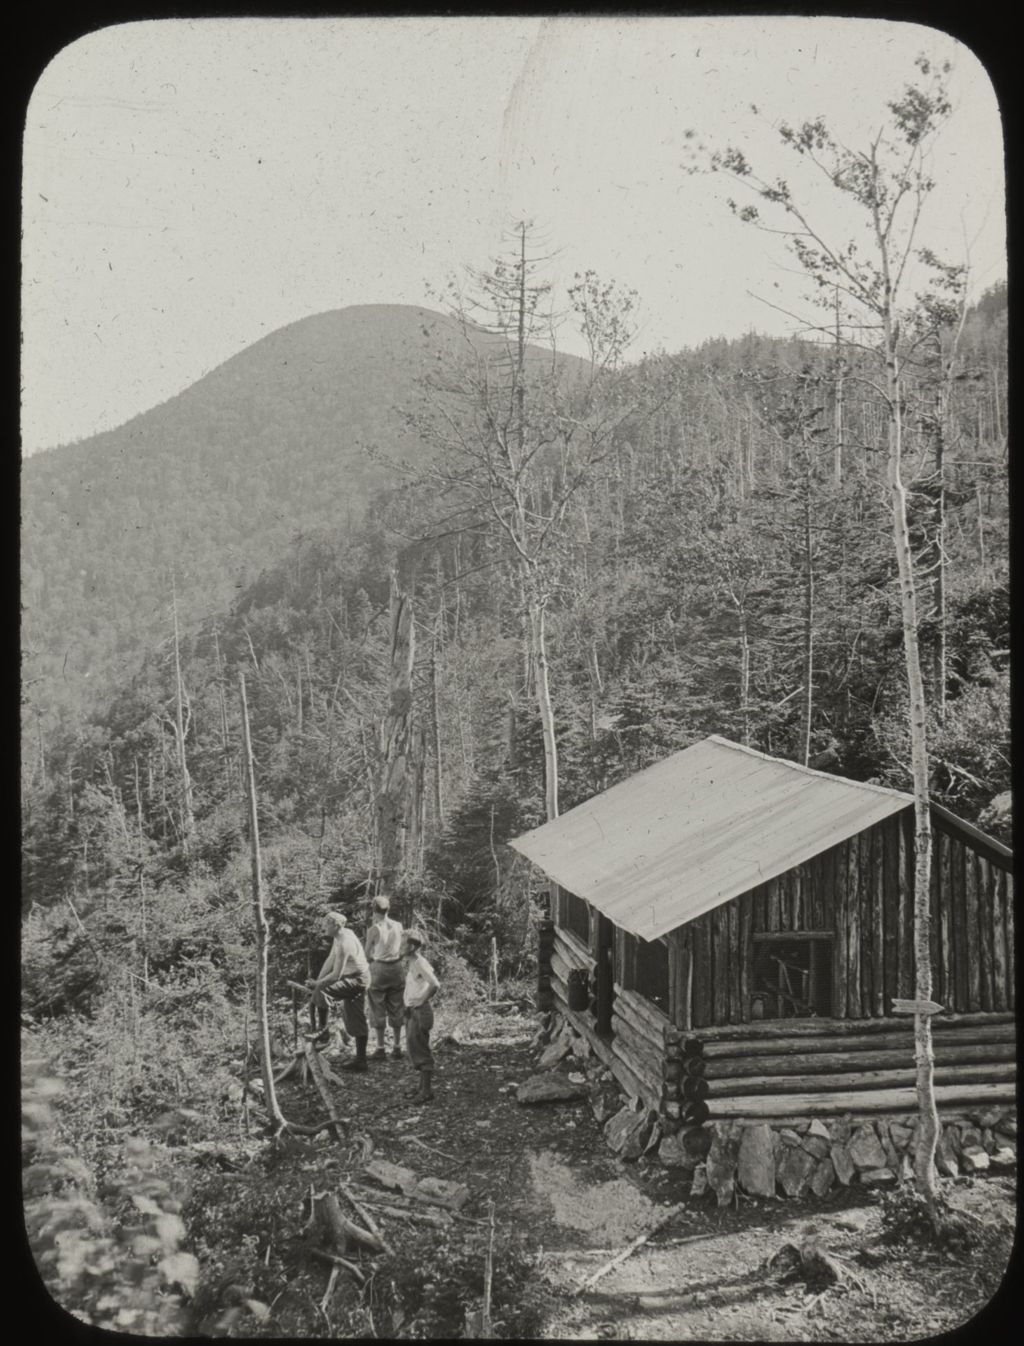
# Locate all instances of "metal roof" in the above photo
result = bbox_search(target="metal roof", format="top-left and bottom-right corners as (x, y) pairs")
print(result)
(508, 735), (915, 941)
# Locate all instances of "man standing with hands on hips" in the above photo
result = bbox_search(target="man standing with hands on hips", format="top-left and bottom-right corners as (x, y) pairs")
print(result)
(402, 928), (440, 1102)
(365, 894), (405, 1060)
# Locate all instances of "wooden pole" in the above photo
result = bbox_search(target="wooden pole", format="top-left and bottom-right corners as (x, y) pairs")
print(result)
(239, 671), (288, 1132)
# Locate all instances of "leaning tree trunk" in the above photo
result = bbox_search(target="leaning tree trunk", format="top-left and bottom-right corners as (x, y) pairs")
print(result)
(882, 302), (939, 1206)
(239, 672), (287, 1132)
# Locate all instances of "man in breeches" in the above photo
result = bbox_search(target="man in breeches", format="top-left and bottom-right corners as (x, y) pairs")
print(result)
(306, 911), (372, 1072)
(401, 928), (440, 1102)
(365, 894), (405, 1060)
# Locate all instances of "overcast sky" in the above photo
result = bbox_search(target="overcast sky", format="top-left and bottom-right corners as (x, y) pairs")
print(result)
(22, 15), (1004, 455)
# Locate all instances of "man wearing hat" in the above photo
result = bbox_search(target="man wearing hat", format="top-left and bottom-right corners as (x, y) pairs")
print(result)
(401, 928), (440, 1102)
(364, 894), (405, 1060)
(306, 911), (372, 1071)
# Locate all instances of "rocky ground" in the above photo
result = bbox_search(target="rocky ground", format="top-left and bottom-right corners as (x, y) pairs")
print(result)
(173, 1002), (1015, 1339)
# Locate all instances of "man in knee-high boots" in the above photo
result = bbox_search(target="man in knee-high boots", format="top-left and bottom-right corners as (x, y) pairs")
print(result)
(365, 895), (405, 1060)
(306, 911), (372, 1071)
(401, 929), (439, 1102)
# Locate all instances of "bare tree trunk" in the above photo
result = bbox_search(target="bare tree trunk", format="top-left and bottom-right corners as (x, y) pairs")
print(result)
(171, 580), (196, 849)
(801, 490), (815, 766)
(376, 565), (416, 891)
(880, 283), (939, 1205)
(238, 672), (287, 1131)
(833, 287), (844, 486)
(529, 592), (559, 823)
(430, 621), (445, 828)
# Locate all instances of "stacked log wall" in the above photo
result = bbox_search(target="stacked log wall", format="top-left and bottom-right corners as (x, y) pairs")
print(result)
(692, 1011), (1015, 1118)
(688, 810), (1013, 1027)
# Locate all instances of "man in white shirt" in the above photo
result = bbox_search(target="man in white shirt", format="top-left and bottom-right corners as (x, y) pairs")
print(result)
(402, 928), (440, 1102)
(365, 894), (405, 1061)
(306, 911), (372, 1071)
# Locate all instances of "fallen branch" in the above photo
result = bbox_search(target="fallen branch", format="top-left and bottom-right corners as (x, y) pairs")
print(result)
(316, 1193), (388, 1256)
(309, 1248), (367, 1286)
(406, 1136), (457, 1162)
(481, 1200), (496, 1339)
(320, 1264), (340, 1312)
(338, 1182), (392, 1254)
(304, 1040), (346, 1139)
(766, 1238), (866, 1292)
(573, 1206), (684, 1296)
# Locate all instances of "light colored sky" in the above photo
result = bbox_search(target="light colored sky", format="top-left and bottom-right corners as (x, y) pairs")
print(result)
(22, 15), (1004, 455)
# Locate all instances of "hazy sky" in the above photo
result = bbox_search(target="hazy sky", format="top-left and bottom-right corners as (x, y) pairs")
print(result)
(22, 16), (1005, 455)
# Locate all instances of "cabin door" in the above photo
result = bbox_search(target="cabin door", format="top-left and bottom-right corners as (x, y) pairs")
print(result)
(594, 913), (614, 1036)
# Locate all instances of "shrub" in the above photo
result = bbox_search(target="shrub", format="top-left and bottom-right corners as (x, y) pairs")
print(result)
(23, 1053), (198, 1334)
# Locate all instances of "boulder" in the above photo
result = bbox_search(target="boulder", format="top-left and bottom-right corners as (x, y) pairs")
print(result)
(570, 1035), (592, 1060)
(537, 1038), (571, 1071)
(899, 1152), (915, 1182)
(517, 1074), (588, 1105)
(802, 1134), (831, 1161)
(994, 1117), (1016, 1139)
(960, 1146), (990, 1173)
(706, 1132), (740, 1208)
(935, 1131), (960, 1178)
(659, 1131), (699, 1170)
(990, 1147), (1016, 1169)
(605, 1105), (652, 1159)
(777, 1144), (816, 1198)
(888, 1122), (913, 1150)
(807, 1120), (831, 1142)
(859, 1167), (897, 1187)
(834, 1208), (871, 1233)
(736, 1124), (776, 1198)
(829, 1119), (853, 1145)
(981, 1127), (997, 1154)
(690, 1164), (709, 1197)
(848, 1124), (888, 1171)
(959, 1126), (983, 1152)
(831, 1143), (857, 1186)
(974, 1107), (1004, 1129)
(810, 1157), (835, 1198)
(778, 1128), (802, 1147)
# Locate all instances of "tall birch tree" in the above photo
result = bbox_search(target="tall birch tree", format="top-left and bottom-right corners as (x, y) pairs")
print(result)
(709, 56), (961, 1206)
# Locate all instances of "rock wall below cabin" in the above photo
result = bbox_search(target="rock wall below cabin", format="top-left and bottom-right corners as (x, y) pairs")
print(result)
(666, 1110), (1017, 1203)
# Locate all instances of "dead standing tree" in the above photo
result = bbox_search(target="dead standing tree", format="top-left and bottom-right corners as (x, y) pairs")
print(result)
(412, 225), (646, 858)
(708, 56), (963, 1206)
(374, 558), (418, 898)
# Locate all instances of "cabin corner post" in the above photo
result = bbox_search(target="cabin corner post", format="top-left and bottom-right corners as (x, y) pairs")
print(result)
(537, 918), (555, 1012)
(660, 1024), (685, 1131)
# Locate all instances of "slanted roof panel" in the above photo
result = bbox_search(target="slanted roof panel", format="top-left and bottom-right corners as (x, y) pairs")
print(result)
(508, 736), (913, 940)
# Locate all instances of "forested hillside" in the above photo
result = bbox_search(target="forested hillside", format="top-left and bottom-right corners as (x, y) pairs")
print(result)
(22, 278), (1008, 943)
(22, 304), (575, 735)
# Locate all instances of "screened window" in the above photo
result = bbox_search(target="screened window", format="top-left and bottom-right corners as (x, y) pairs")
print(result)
(562, 889), (591, 947)
(621, 932), (670, 1015)
(751, 933), (833, 1019)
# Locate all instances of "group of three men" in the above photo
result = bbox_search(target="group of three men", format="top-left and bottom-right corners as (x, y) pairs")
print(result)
(305, 895), (440, 1103)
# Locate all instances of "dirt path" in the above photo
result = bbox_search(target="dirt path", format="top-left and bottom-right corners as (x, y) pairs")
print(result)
(260, 1008), (1012, 1340)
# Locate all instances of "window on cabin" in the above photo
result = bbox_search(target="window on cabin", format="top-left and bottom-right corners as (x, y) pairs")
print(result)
(621, 931), (670, 1015)
(562, 890), (591, 947)
(751, 933), (833, 1019)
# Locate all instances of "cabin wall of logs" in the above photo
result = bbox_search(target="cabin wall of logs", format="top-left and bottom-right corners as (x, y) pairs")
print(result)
(536, 807), (1014, 1127)
(672, 809), (1014, 1028)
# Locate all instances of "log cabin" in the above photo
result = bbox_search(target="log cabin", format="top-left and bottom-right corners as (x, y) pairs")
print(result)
(508, 736), (1015, 1127)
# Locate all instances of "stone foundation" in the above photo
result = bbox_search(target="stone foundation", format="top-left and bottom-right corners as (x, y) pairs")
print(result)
(661, 1110), (1017, 1202)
